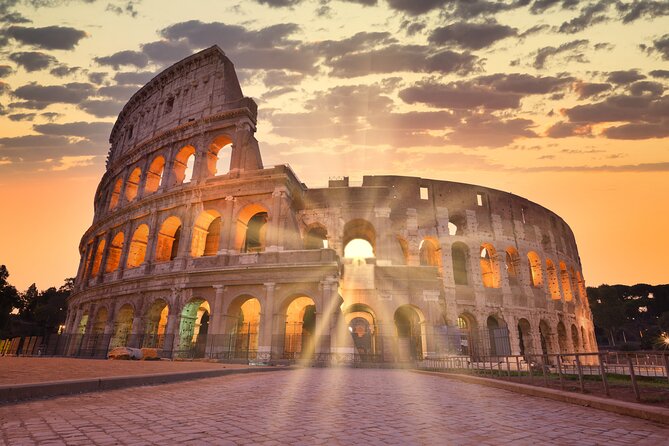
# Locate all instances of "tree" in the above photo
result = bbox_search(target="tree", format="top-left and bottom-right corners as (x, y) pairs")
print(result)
(0, 265), (21, 337)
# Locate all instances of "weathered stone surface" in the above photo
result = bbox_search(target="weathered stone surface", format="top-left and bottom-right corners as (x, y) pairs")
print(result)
(140, 348), (160, 360)
(108, 347), (142, 360)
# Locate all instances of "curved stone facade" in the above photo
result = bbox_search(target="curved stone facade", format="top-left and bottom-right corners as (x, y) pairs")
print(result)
(66, 46), (596, 361)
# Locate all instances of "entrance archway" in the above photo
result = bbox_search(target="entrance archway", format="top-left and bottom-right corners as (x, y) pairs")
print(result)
(226, 296), (261, 359)
(110, 304), (134, 349)
(394, 305), (424, 360)
(179, 299), (210, 357)
(518, 318), (533, 356)
(283, 296), (316, 359)
(144, 299), (169, 348)
(344, 304), (377, 358)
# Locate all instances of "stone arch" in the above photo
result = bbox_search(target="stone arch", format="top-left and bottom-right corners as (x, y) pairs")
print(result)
(178, 298), (210, 356)
(155, 216), (182, 262)
(110, 303), (134, 349)
(173, 145), (196, 185)
(143, 298), (169, 348)
(486, 315), (510, 356)
(448, 213), (465, 236)
(303, 224), (328, 250)
(396, 236), (409, 265)
(127, 224), (150, 268)
(109, 177), (123, 210)
(527, 251), (543, 287)
(191, 210), (222, 257)
(125, 167), (142, 202)
(90, 238), (106, 277)
(505, 247), (521, 286)
(144, 155), (165, 194)
(559, 261), (573, 301)
(557, 321), (568, 353)
(208, 134), (233, 177)
(343, 303), (378, 356)
(517, 318), (533, 356)
(480, 243), (500, 288)
(235, 203), (269, 253)
(282, 294), (317, 359)
(105, 232), (124, 273)
(394, 305), (426, 360)
(343, 219), (376, 258)
(546, 259), (561, 300)
(570, 323), (580, 353)
(451, 242), (469, 285)
(539, 319), (554, 355)
(92, 306), (108, 335)
(576, 271), (587, 301)
(419, 237), (441, 267)
(226, 294), (261, 357)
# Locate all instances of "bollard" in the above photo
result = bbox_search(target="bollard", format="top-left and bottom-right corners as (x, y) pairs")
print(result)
(575, 355), (585, 393)
(628, 356), (641, 402)
(598, 353), (610, 397)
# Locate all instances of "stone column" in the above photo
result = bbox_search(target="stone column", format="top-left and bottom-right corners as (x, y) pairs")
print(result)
(218, 196), (236, 254)
(374, 207), (392, 264)
(265, 188), (286, 252)
(159, 144), (178, 190)
(210, 285), (225, 334)
(143, 208), (161, 265)
(258, 283), (275, 359)
(118, 220), (134, 277)
(96, 232), (113, 283)
(129, 315), (143, 348)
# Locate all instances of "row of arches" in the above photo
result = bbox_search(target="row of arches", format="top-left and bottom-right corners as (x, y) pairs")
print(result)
(106, 135), (233, 212)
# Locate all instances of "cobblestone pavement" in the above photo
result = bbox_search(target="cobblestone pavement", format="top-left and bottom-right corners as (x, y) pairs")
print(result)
(1, 368), (669, 445)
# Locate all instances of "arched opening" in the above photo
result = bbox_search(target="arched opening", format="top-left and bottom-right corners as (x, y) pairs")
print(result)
(110, 304), (134, 349)
(155, 216), (182, 262)
(209, 135), (233, 177)
(227, 296), (261, 359)
(235, 204), (269, 253)
(105, 232), (124, 273)
(452, 242), (469, 285)
(559, 261), (573, 301)
(76, 308), (89, 335)
(449, 214), (465, 236)
(539, 320), (552, 355)
(518, 318), (533, 356)
(345, 304), (377, 357)
(144, 299), (169, 348)
(576, 271), (587, 301)
(191, 210), (222, 257)
(480, 243), (500, 288)
(303, 226), (328, 249)
(527, 251), (543, 287)
(486, 316), (510, 356)
(419, 238), (441, 267)
(557, 321), (568, 353)
(343, 219), (376, 258)
(569, 266), (579, 302)
(173, 145), (196, 185)
(144, 155), (165, 194)
(283, 296), (316, 359)
(505, 247), (520, 286)
(109, 178), (123, 210)
(179, 299), (210, 357)
(92, 307), (108, 335)
(397, 236), (409, 265)
(125, 167), (141, 202)
(546, 259), (561, 300)
(126, 224), (149, 268)
(571, 324), (580, 353)
(90, 239), (106, 277)
(394, 305), (424, 360)
(457, 313), (478, 357)
(581, 326), (588, 351)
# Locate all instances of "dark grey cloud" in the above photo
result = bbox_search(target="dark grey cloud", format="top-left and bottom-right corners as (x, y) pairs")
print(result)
(629, 80), (664, 97)
(0, 133), (103, 168)
(476, 73), (573, 94)
(387, 0), (525, 18)
(13, 82), (95, 109)
(88, 71), (107, 85)
(530, 0), (578, 14)
(0, 80), (9, 95)
(310, 32), (396, 60)
(5, 25), (87, 50)
(429, 21), (517, 50)
(602, 122), (669, 139)
(558, 1), (610, 34)
(574, 82), (611, 99)
(9, 51), (56, 71)
(385, 0), (445, 15)
(141, 40), (192, 64)
(545, 121), (592, 138)
(606, 69), (645, 84)
(96, 84), (139, 101)
(113, 70), (156, 85)
(160, 20), (299, 49)
(519, 24), (550, 38)
(446, 114), (536, 148)
(33, 121), (112, 141)
(533, 39), (588, 69)
(255, 0), (301, 7)
(8, 112), (36, 121)
(95, 50), (149, 69)
(327, 45), (480, 78)
(617, 0), (669, 23)
(0, 65), (11, 77)
(263, 70), (305, 87)
(40, 112), (61, 121)
(523, 162), (669, 172)
(649, 69), (669, 79)
(260, 87), (296, 100)
(78, 98), (125, 118)
(0, 11), (30, 23)
(401, 20), (426, 36)
(647, 34), (669, 60)
(49, 64), (79, 77)
(106, 1), (139, 17)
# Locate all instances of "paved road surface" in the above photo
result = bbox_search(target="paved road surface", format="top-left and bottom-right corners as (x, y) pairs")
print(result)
(1, 368), (668, 445)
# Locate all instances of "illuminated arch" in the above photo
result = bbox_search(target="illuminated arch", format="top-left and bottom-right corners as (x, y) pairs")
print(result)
(144, 155), (165, 194)
(394, 305), (426, 360)
(125, 167), (142, 202)
(105, 232), (124, 273)
(505, 247), (521, 285)
(419, 238), (441, 267)
(480, 243), (500, 288)
(173, 145), (196, 185)
(546, 259), (561, 300)
(527, 251), (543, 287)
(559, 261), (573, 301)
(208, 135), (233, 177)
(127, 224), (149, 268)
(155, 216), (182, 262)
(110, 304), (134, 349)
(191, 210), (222, 257)
(109, 177), (123, 210)
(283, 295), (317, 359)
(235, 204), (269, 253)
(90, 238), (106, 277)
(343, 219), (376, 258)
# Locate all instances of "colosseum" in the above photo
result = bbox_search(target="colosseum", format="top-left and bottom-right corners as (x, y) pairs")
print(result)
(64, 45), (596, 363)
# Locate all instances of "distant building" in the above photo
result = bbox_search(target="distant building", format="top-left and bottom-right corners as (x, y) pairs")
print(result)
(65, 46), (596, 361)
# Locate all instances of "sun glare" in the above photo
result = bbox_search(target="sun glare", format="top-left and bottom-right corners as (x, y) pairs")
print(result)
(344, 238), (374, 258)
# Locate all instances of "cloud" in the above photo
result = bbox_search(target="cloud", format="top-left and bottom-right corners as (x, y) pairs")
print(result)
(530, 0), (578, 14)
(0, 80), (9, 95)
(558, 1), (610, 34)
(523, 162), (669, 172)
(545, 121), (592, 137)
(649, 69), (669, 78)
(49, 64), (79, 77)
(8, 113), (36, 121)
(606, 69), (645, 84)
(255, 0), (301, 7)
(141, 40), (192, 64)
(9, 51), (56, 71)
(647, 34), (669, 60)
(106, 1), (140, 17)
(0, 65), (12, 78)
(428, 21), (517, 50)
(0, 11), (30, 23)
(78, 99), (125, 118)
(629, 80), (664, 97)
(87, 72), (107, 85)
(95, 50), (149, 69)
(13, 82), (95, 109)
(617, 0), (669, 23)
(310, 31), (396, 60)
(445, 114), (536, 147)
(602, 123), (669, 140)
(533, 39), (588, 69)
(160, 20), (300, 49)
(260, 87), (296, 100)
(33, 121), (112, 141)
(386, 0), (522, 18)
(573, 81), (611, 99)
(96, 84), (139, 101)
(5, 25), (87, 50)
(326, 45), (480, 77)
(113, 70), (156, 85)
(263, 70), (305, 87)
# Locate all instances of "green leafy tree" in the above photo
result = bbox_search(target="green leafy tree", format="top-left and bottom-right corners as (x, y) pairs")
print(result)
(0, 265), (21, 336)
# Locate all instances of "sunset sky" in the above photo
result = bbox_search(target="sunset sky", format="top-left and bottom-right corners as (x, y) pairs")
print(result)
(0, 0), (667, 291)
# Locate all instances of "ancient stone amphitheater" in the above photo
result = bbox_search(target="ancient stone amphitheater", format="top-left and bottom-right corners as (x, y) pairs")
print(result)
(65, 46), (596, 362)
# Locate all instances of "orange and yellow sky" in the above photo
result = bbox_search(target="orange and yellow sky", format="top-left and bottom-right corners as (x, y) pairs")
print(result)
(0, 0), (668, 291)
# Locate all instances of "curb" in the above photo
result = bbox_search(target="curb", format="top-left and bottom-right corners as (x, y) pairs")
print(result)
(0, 366), (289, 404)
(413, 370), (669, 426)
